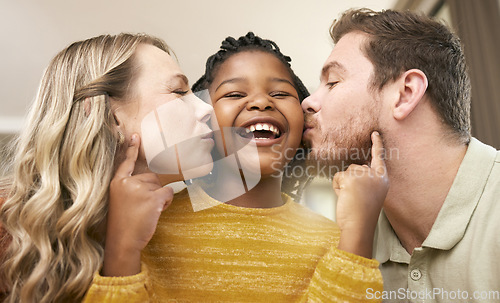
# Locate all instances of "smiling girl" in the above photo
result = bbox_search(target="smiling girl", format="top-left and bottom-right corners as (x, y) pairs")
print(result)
(85, 32), (386, 302)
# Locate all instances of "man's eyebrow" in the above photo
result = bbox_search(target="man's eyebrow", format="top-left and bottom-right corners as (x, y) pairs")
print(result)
(320, 61), (346, 81)
(215, 77), (246, 92)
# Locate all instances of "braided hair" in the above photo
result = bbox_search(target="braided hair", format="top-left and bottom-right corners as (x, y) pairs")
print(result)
(192, 32), (312, 202)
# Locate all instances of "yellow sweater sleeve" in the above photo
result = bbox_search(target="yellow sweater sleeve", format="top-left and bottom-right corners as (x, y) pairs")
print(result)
(302, 246), (383, 302)
(82, 263), (153, 303)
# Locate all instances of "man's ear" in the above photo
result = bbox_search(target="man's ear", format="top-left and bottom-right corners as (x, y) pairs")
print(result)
(393, 69), (428, 120)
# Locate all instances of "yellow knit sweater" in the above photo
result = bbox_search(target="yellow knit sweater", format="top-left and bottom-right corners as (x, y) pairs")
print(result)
(84, 185), (382, 302)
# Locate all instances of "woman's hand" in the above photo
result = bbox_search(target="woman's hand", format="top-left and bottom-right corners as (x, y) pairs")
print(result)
(103, 134), (174, 276)
(334, 131), (389, 258)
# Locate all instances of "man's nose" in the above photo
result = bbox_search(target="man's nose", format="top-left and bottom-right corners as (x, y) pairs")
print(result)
(301, 92), (320, 113)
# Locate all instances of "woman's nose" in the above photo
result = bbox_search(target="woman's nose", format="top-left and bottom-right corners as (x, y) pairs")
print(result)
(191, 94), (213, 123)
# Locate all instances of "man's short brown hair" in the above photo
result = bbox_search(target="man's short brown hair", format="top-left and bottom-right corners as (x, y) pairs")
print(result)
(331, 8), (471, 142)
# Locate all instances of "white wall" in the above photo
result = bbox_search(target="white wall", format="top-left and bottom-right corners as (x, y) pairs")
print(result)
(0, 0), (395, 134)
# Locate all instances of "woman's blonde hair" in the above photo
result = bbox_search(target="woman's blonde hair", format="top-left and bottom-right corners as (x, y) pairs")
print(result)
(0, 33), (170, 302)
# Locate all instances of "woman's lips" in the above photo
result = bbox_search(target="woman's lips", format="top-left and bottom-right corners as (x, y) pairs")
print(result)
(201, 131), (213, 140)
(200, 131), (215, 146)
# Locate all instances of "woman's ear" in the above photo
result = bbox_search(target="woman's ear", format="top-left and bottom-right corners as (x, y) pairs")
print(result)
(83, 98), (92, 117)
(111, 105), (128, 148)
(110, 100), (127, 146)
(393, 69), (428, 120)
(113, 110), (122, 127)
(110, 99), (124, 128)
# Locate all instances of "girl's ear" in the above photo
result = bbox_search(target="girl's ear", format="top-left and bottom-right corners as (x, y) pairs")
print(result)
(393, 69), (428, 120)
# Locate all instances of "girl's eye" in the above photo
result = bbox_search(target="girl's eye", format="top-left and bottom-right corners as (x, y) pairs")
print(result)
(326, 82), (339, 89)
(224, 92), (246, 98)
(270, 92), (291, 98)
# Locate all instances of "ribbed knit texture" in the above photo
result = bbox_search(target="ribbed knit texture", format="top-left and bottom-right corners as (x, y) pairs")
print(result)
(84, 185), (382, 302)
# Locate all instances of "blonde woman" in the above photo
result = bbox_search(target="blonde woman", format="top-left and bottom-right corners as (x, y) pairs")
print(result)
(0, 33), (214, 302)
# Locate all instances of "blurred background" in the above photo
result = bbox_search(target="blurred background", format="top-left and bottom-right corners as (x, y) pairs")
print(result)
(1, 0), (499, 220)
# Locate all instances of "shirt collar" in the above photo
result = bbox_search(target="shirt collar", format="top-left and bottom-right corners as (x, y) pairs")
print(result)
(374, 138), (497, 263)
(374, 210), (411, 264)
(422, 138), (497, 249)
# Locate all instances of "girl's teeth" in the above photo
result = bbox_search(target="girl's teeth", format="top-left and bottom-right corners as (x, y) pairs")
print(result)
(243, 123), (281, 136)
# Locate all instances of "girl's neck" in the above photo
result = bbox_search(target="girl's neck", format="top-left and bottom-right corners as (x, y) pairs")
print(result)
(226, 175), (284, 208)
(206, 165), (284, 208)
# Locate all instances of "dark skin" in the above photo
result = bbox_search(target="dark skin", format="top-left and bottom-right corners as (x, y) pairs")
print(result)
(207, 51), (303, 209)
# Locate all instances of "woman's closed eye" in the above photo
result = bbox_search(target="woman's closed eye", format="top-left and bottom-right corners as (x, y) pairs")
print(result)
(173, 89), (189, 96)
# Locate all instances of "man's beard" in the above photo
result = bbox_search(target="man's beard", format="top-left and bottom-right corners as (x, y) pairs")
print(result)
(303, 113), (377, 179)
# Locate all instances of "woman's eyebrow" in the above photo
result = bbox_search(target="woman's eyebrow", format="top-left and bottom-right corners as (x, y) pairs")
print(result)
(165, 73), (189, 89)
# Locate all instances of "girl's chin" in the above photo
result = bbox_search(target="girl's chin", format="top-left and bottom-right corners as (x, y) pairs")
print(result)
(258, 160), (288, 178)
